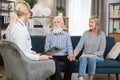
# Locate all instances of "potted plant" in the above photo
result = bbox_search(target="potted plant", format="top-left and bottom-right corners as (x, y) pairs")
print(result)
(56, 5), (65, 16)
(24, 0), (38, 9)
(24, 0), (38, 28)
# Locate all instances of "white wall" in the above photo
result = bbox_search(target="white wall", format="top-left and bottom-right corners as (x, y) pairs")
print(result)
(15, 0), (56, 16)
(15, 0), (120, 36)
(15, 0), (91, 36)
(35, 0), (56, 16)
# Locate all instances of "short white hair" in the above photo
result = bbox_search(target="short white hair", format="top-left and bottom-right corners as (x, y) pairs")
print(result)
(53, 16), (64, 27)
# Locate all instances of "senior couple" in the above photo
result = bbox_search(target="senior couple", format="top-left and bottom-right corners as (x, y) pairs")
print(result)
(5, 1), (106, 80)
(44, 15), (106, 80)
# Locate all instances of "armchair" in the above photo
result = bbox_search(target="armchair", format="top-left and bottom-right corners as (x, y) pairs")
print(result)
(0, 40), (55, 80)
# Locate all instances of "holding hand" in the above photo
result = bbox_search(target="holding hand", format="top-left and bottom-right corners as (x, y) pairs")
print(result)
(67, 54), (76, 61)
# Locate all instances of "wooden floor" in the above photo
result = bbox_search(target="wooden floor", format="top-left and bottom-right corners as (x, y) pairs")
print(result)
(72, 73), (120, 80)
(0, 65), (119, 80)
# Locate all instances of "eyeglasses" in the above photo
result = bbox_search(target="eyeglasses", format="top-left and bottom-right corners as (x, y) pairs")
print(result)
(28, 11), (33, 16)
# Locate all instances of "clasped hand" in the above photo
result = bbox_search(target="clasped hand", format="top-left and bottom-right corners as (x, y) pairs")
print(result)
(67, 54), (77, 61)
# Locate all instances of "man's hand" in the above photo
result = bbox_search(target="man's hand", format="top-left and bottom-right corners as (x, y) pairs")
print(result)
(67, 54), (76, 61)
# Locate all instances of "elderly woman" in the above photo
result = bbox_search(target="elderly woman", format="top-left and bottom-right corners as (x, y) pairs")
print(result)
(74, 16), (106, 80)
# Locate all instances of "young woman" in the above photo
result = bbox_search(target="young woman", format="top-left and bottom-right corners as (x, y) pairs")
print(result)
(74, 16), (106, 80)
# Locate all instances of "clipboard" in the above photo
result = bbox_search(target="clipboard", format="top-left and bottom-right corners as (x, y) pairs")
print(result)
(43, 47), (61, 55)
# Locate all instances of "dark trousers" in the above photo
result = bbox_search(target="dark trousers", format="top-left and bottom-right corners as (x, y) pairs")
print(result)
(50, 56), (74, 80)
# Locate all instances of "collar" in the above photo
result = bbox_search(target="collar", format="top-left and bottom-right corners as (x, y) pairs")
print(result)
(52, 31), (64, 35)
(17, 19), (26, 28)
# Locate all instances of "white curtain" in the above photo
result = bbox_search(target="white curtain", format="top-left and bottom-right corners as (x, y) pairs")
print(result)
(66, 0), (91, 36)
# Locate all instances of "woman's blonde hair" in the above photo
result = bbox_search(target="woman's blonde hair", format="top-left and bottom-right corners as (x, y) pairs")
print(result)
(14, 1), (31, 17)
(89, 16), (101, 34)
(7, 1), (31, 31)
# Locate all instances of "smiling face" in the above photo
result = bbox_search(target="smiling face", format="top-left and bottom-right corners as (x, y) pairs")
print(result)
(88, 16), (101, 33)
(89, 19), (96, 31)
(53, 16), (64, 33)
(54, 18), (62, 27)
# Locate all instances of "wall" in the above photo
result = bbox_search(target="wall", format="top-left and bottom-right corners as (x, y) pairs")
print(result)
(14, 0), (120, 36)
(15, 0), (56, 16)
(14, 0), (57, 35)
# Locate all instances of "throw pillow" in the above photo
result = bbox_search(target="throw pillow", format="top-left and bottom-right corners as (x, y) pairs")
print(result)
(116, 54), (120, 62)
(106, 42), (120, 59)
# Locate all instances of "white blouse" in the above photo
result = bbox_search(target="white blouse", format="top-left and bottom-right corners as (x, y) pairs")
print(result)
(6, 20), (39, 60)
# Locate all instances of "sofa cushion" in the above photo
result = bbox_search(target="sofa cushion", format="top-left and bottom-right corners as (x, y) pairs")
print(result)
(106, 42), (120, 59)
(96, 59), (120, 68)
(31, 36), (46, 53)
(103, 37), (115, 58)
(71, 36), (80, 49)
(71, 36), (83, 59)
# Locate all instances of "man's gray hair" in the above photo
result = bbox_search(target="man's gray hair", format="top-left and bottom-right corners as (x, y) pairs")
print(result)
(53, 16), (64, 27)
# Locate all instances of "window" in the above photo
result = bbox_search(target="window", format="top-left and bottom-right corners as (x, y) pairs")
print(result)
(66, 0), (91, 36)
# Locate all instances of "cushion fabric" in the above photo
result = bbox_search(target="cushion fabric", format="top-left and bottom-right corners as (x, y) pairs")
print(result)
(96, 59), (120, 68)
(103, 37), (115, 58)
(116, 54), (120, 62)
(106, 42), (120, 59)
(31, 36), (46, 53)
(0, 40), (55, 80)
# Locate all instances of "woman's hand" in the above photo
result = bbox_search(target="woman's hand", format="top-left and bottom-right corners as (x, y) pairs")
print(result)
(67, 53), (78, 61)
(32, 51), (38, 55)
(39, 55), (53, 60)
(67, 54), (75, 61)
(81, 54), (94, 58)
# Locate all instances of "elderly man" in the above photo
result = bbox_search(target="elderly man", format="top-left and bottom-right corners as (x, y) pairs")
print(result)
(45, 16), (74, 80)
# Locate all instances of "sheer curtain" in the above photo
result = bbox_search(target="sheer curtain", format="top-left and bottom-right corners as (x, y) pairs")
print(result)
(66, 0), (91, 36)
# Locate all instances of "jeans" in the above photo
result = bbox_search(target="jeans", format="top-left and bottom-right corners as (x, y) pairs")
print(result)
(78, 55), (104, 77)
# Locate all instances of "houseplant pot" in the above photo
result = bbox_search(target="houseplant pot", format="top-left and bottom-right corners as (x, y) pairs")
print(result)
(56, 6), (65, 16)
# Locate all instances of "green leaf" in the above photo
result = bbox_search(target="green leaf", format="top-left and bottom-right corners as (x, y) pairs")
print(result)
(56, 6), (65, 12)
(24, 0), (38, 9)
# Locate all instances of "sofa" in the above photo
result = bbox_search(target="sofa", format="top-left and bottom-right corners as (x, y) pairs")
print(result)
(31, 36), (120, 80)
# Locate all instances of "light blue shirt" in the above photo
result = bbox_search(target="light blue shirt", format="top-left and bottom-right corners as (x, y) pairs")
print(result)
(45, 31), (73, 56)
(74, 30), (106, 57)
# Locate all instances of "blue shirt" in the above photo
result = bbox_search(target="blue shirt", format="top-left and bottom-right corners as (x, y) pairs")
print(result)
(45, 31), (73, 56)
